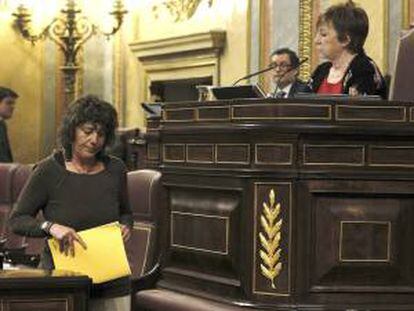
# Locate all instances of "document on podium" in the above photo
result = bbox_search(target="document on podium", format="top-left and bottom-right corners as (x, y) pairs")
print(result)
(211, 84), (265, 100)
(48, 222), (131, 284)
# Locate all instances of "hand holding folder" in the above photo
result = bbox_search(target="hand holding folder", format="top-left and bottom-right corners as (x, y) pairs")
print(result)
(48, 223), (87, 257)
(48, 222), (131, 284)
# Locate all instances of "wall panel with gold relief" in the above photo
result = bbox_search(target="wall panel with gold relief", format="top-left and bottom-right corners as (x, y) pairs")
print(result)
(0, 0), (119, 162)
(123, 0), (250, 128)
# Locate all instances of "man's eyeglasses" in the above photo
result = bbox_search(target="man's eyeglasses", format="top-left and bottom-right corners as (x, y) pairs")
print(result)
(270, 63), (291, 70)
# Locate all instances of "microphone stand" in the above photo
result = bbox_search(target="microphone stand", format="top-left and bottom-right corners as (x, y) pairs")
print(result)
(232, 64), (277, 86)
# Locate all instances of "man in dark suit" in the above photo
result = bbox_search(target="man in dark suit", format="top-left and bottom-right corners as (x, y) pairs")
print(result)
(0, 87), (18, 163)
(270, 48), (311, 98)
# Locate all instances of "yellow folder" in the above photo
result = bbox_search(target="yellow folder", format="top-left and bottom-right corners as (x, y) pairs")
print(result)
(48, 222), (131, 284)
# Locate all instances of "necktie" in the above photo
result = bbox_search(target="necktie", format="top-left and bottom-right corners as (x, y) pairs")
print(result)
(275, 91), (286, 98)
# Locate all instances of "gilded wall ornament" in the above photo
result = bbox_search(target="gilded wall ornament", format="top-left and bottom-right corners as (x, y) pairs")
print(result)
(259, 189), (283, 289)
(153, 0), (213, 22)
(298, 0), (313, 80)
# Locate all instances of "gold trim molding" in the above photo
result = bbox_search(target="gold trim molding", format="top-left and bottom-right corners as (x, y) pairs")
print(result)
(298, 0), (313, 80)
(339, 221), (391, 263)
(133, 223), (153, 275)
(335, 105), (407, 122)
(369, 145), (414, 167)
(403, 0), (412, 29)
(130, 31), (225, 60)
(303, 144), (365, 166)
(170, 211), (230, 255)
(113, 31), (124, 125)
(152, 0), (214, 22)
(255, 143), (293, 165)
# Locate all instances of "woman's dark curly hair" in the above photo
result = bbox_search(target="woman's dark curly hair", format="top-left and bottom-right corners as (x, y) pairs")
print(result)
(59, 95), (118, 160)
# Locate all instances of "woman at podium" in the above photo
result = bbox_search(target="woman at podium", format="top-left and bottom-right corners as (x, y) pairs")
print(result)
(310, 1), (387, 99)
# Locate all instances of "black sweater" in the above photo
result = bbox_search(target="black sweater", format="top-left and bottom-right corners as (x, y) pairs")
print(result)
(9, 151), (133, 298)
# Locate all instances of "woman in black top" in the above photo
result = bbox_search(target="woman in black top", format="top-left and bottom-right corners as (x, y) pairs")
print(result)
(9, 95), (133, 311)
(310, 1), (387, 98)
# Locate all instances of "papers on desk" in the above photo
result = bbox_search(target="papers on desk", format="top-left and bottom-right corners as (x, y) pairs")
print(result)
(48, 222), (131, 284)
(2, 262), (19, 270)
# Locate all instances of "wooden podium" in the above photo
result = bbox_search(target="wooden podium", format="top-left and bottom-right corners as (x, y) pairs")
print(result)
(0, 269), (90, 310)
(146, 97), (414, 309)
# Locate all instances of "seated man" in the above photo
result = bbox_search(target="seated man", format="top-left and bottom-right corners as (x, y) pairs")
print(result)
(0, 87), (18, 163)
(269, 48), (311, 98)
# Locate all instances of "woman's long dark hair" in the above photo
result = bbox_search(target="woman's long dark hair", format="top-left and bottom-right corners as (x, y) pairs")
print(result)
(59, 95), (118, 160)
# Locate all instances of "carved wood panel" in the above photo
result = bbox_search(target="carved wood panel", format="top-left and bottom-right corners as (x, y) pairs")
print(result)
(306, 180), (414, 292)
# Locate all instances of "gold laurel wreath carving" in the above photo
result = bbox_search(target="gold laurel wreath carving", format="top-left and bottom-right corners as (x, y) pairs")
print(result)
(259, 189), (283, 289)
(152, 0), (213, 22)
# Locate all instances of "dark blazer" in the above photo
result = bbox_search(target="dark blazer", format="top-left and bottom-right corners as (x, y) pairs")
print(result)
(288, 80), (312, 97)
(0, 120), (13, 163)
(272, 80), (312, 98)
(310, 52), (387, 99)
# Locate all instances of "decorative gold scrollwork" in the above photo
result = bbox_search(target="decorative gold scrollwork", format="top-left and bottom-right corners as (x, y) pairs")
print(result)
(259, 189), (283, 289)
(298, 0), (313, 81)
(152, 0), (213, 22)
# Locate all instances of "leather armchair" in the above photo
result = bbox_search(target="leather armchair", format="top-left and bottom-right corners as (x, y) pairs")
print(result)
(126, 169), (164, 278)
(134, 289), (257, 311)
(0, 164), (20, 246)
(126, 169), (165, 311)
(0, 163), (39, 267)
(5, 164), (32, 250)
(12, 164), (44, 255)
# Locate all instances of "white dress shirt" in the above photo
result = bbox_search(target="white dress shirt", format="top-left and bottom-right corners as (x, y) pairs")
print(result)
(272, 83), (293, 98)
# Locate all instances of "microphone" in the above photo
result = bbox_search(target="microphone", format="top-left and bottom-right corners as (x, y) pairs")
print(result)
(272, 57), (308, 97)
(232, 63), (279, 86)
(141, 103), (162, 117)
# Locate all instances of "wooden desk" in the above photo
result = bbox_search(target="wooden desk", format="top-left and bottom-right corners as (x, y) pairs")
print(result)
(148, 98), (414, 310)
(0, 269), (90, 311)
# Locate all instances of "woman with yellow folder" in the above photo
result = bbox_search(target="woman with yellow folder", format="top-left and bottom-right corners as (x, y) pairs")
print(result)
(9, 95), (133, 311)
